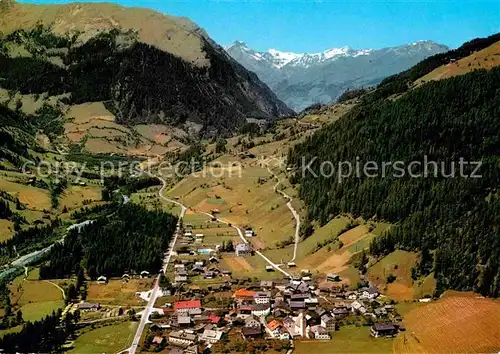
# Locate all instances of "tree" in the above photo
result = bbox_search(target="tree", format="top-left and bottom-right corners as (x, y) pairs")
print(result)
(215, 138), (227, 153)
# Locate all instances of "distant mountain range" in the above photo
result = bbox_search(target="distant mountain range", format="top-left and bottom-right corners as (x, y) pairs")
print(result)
(226, 40), (449, 111)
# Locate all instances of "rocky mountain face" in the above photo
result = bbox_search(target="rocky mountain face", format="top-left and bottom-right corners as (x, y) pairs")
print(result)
(0, 3), (293, 137)
(226, 40), (449, 111)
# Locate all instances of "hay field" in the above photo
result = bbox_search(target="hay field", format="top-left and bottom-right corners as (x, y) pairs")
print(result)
(0, 219), (14, 242)
(69, 321), (138, 354)
(295, 325), (393, 354)
(168, 163), (296, 248)
(367, 250), (419, 301)
(9, 276), (64, 322)
(394, 291), (500, 354)
(87, 278), (154, 306)
(0, 178), (52, 210)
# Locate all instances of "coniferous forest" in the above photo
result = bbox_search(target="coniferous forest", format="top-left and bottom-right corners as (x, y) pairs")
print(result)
(39, 203), (177, 279)
(289, 66), (500, 297)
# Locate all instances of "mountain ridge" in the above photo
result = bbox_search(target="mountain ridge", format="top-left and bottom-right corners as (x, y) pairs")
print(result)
(226, 40), (449, 111)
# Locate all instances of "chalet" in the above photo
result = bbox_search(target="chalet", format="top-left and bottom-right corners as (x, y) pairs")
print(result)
(244, 315), (261, 328)
(320, 314), (336, 331)
(221, 269), (232, 276)
(265, 265), (275, 272)
(184, 345), (198, 354)
(308, 325), (331, 340)
(374, 307), (388, 318)
(200, 329), (223, 344)
(208, 256), (219, 264)
(287, 262), (296, 268)
(140, 270), (150, 278)
(332, 306), (350, 319)
(192, 266), (205, 274)
(251, 303), (271, 317)
(194, 261), (204, 267)
(168, 331), (196, 346)
(242, 326), (262, 339)
(178, 315), (192, 327)
(290, 293), (309, 301)
(254, 291), (271, 304)
(204, 272), (215, 279)
(267, 319), (283, 337)
(362, 286), (380, 299)
(283, 313), (307, 338)
(96, 275), (107, 284)
(233, 289), (256, 303)
(315, 307), (327, 317)
(289, 301), (306, 310)
(174, 300), (201, 314)
(175, 275), (188, 283)
(371, 323), (399, 338)
(208, 314), (221, 325)
(244, 229), (254, 237)
(327, 273), (340, 282)
(195, 233), (204, 239)
(235, 243), (252, 256)
(77, 302), (100, 311)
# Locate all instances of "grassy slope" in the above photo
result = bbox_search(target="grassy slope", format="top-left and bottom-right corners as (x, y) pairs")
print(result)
(0, 2), (207, 66)
(69, 321), (138, 354)
(294, 326), (394, 354)
(415, 40), (500, 85)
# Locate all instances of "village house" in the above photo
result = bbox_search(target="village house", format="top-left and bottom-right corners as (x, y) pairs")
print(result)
(251, 303), (271, 317)
(327, 273), (340, 282)
(200, 329), (224, 344)
(370, 323), (399, 338)
(174, 300), (202, 314)
(96, 275), (107, 284)
(77, 302), (100, 311)
(308, 325), (331, 340)
(266, 319), (283, 337)
(253, 291), (271, 304)
(244, 229), (254, 237)
(175, 275), (188, 283)
(320, 314), (336, 331)
(168, 330), (197, 346)
(244, 315), (261, 328)
(242, 326), (262, 340)
(361, 286), (380, 300)
(351, 300), (367, 314)
(235, 243), (252, 256)
(332, 306), (350, 319)
(233, 289), (256, 304)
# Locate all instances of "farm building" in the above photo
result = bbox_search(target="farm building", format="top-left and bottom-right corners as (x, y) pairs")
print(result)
(370, 323), (399, 338)
(245, 229), (255, 237)
(327, 273), (340, 282)
(96, 275), (107, 284)
(174, 300), (202, 313)
(287, 262), (296, 268)
(235, 243), (252, 256)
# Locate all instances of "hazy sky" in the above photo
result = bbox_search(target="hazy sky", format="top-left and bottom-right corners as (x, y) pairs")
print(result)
(22, 0), (500, 52)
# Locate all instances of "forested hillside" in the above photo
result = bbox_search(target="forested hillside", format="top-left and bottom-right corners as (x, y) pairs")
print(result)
(39, 203), (177, 279)
(0, 20), (292, 136)
(289, 52), (500, 296)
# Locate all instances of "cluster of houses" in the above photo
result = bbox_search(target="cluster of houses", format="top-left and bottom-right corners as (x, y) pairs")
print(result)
(147, 276), (403, 353)
(172, 258), (232, 284)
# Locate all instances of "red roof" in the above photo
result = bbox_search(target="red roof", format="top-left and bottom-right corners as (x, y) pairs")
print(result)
(174, 300), (201, 310)
(267, 320), (282, 331)
(233, 289), (256, 298)
(208, 314), (221, 324)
